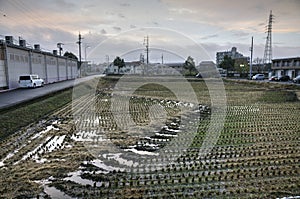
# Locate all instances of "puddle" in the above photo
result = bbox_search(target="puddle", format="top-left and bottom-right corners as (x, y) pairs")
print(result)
(64, 170), (102, 187)
(16, 136), (52, 164)
(45, 135), (66, 152)
(71, 131), (104, 142)
(34, 177), (74, 199)
(124, 148), (158, 156)
(0, 151), (18, 167)
(0, 121), (60, 167)
(89, 159), (125, 173)
(31, 121), (59, 140)
(103, 153), (138, 167)
(44, 185), (74, 199)
(155, 133), (178, 137)
(35, 158), (48, 164)
(17, 135), (66, 164)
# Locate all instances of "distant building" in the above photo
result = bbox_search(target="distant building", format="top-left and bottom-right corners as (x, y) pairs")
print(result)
(153, 62), (185, 75)
(272, 57), (300, 78)
(197, 61), (222, 78)
(0, 35), (78, 89)
(197, 61), (216, 70)
(105, 61), (185, 75)
(105, 61), (143, 74)
(216, 47), (248, 67)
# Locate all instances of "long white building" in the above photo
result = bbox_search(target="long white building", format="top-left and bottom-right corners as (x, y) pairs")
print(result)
(0, 36), (78, 90)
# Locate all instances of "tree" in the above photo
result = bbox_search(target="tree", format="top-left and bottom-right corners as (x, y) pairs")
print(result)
(113, 56), (125, 73)
(219, 55), (235, 75)
(253, 57), (264, 73)
(184, 56), (197, 76)
(234, 58), (249, 75)
(63, 51), (78, 60)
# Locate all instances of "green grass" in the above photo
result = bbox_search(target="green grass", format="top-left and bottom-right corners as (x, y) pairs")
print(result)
(260, 90), (298, 103)
(0, 89), (73, 141)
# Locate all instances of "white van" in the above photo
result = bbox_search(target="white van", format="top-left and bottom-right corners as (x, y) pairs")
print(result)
(19, 74), (44, 88)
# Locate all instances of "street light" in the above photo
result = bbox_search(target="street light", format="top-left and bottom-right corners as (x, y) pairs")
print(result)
(84, 44), (90, 61)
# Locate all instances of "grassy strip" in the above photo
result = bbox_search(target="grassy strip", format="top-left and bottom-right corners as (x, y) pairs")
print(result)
(0, 88), (73, 141)
(0, 78), (102, 141)
(224, 78), (300, 90)
(260, 90), (299, 103)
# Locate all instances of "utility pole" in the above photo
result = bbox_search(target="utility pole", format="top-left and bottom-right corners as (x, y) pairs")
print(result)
(76, 32), (83, 77)
(77, 32), (83, 70)
(143, 35), (149, 65)
(161, 53), (164, 64)
(105, 55), (109, 66)
(249, 36), (253, 79)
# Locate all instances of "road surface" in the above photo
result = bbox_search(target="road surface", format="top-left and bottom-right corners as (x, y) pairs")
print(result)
(0, 75), (104, 109)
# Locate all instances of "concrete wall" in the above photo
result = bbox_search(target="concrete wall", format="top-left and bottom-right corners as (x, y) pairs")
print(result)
(58, 58), (67, 81)
(31, 52), (46, 81)
(0, 48), (7, 88)
(6, 47), (31, 88)
(0, 60), (6, 88)
(1, 44), (78, 89)
(45, 54), (58, 83)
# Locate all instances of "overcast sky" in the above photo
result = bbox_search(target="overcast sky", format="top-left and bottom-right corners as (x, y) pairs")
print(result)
(0, 0), (299, 64)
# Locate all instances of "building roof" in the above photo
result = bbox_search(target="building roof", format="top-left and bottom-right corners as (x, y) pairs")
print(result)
(0, 38), (77, 61)
(272, 57), (300, 61)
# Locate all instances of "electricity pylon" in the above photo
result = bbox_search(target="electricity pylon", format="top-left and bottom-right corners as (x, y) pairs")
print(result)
(263, 10), (274, 66)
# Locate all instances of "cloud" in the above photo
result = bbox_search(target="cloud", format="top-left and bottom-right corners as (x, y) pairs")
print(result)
(273, 45), (300, 58)
(163, 0), (300, 33)
(118, 13), (125, 18)
(113, 26), (122, 32)
(169, 7), (197, 15)
(1, 0), (299, 64)
(232, 31), (249, 38)
(120, 3), (130, 7)
(201, 34), (218, 40)
(52, 0), (77, 10)
(101, 29), (107, 34)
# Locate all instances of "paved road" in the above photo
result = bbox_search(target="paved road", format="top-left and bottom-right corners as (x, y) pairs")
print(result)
(0, 75), (104, 109)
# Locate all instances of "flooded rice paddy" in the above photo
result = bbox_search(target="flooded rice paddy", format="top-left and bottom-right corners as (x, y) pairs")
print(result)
(0, 77), (299, 198)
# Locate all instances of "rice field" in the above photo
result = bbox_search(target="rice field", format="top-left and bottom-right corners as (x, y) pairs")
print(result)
(0, 76), (299, 198)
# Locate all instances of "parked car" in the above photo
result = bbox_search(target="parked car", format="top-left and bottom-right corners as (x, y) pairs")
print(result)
(252, 74), (265, 80)
(269, 76), (278, 81)
(293, 75), (300, 83)
(19, 74), (44, 88)
(278, 75), (290, 82)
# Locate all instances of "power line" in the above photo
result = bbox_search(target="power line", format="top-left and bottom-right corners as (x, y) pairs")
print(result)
(9, 0), (59, 30)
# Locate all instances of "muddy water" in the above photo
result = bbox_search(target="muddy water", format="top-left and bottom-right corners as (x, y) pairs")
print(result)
(44, 185), (74, 199)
